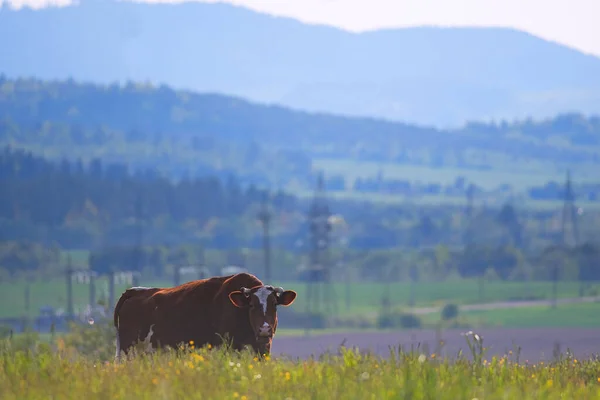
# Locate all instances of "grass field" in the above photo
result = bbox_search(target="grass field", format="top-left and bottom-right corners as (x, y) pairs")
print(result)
(292, 186), (600, 211)
(306, 158), (600, 210)
(465, 302), (600, 328)
(1, 331), (599, 399)
(1, 278), (596, 319)
(421, 302), (600, 329)
(311, 158), (600, 192)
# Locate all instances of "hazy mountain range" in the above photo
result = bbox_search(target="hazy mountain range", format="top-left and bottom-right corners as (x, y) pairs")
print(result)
(1, 0), (600, 127)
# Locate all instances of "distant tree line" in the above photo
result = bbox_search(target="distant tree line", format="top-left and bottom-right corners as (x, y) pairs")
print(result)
(0, 146), (298, 248)
(1, 145), (600, 284)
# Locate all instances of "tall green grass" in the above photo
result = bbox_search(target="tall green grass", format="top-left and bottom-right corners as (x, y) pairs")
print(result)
(1, 322), (599, 399)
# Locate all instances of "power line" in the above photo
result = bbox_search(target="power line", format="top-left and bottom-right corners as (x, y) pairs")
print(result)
(257, 190), (272, 283)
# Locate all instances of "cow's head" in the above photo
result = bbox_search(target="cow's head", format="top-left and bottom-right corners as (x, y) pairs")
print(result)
(228, 285), (296, 352)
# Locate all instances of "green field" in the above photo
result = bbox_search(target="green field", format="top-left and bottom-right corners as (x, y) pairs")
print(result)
(306, 158), (600, 210)
(1, 277), (596, 319)
(1, 332), (597, 399)
(412, 301), (600, 330)
(311, 158), (600, 191)
(448, 302), (600, 328)
(293, 189), (600, 211)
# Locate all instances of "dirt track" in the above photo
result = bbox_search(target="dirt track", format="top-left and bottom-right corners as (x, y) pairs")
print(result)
(272, 328), (600, 363)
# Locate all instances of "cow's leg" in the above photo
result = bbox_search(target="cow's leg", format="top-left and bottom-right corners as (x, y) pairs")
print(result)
(115, 325), (148, 359)
(114, 327), (122, 362)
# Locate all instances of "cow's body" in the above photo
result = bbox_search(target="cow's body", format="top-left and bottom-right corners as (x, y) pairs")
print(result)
(113, 273), (296, 359)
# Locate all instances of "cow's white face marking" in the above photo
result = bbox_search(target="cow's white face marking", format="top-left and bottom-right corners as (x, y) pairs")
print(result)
(130, 287), (151, 291)
(258, 321), (271, 337)
(254, 287), (273, 314)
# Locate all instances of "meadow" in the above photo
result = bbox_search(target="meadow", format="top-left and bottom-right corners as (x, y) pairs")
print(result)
(311, 157), (600, 192)
(305, 157), (600, 211)
(292, 186), (600, 211)
(1, 277), (596, 319)
(421, 302), (600, 329)
(2, 323), (600, 400)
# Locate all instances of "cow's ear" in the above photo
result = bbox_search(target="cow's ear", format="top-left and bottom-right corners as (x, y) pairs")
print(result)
(277, 290), (297, 306)
(229, 291), (249, 308)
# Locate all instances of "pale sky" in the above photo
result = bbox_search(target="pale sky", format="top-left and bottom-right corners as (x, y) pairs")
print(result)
(3, 0), (600, 57)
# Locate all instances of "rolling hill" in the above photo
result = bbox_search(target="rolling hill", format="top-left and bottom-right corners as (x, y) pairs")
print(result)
(1, 0), (600, 127)
(1, 76), (599, 200)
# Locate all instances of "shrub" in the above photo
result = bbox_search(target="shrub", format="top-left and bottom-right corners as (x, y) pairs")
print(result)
(329, 316), (374, 329)
(376, 310), (422, 329)
(61, 319), (116, 361)
(441, 303), (459, 321)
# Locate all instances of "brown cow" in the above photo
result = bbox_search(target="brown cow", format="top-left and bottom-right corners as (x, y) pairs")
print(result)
(113, 272), (297, 359)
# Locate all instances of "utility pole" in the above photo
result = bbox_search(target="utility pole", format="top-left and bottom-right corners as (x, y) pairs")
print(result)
(551, 261), (559, 309)
(560, 170), (581, 295)
(463, 183), (476, 247)
(339, 237), (350, 311)
(89, 271), (97, 309)
(306, 172), (336, 317)
(408, 264), (418, 308)
(561, 170), (579, 248)
(65, 255), (74, 320)
(133, 190), (144, 274)
(108, 269), (115, 313)
(257, 191), (272, 283)
(24, 275), (32, 315)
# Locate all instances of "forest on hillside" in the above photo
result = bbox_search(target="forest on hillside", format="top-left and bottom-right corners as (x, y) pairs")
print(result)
(1, 146), (599, 283)
(1, 77), (600, 200)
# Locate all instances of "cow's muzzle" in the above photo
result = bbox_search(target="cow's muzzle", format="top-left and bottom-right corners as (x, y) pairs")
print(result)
(256, 323), (273, 341)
